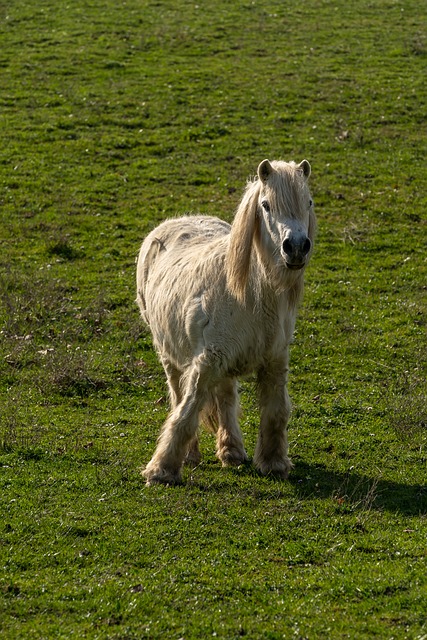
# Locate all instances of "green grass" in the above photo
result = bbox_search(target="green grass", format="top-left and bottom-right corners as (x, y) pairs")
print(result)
(1, 0), (426, 637)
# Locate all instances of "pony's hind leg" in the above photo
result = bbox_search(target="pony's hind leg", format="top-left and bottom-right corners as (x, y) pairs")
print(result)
(142, 355), (213, 485)
(253, 361), (293, 479)
(214, 378), (248, 467)
(184, 435), (202, 467)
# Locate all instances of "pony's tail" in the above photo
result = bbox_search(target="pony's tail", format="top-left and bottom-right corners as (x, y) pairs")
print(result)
(225, 182), (260, 303)
(136, 236), (163, 324)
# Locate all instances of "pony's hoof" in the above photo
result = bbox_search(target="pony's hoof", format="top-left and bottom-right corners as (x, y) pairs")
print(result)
(142, 464), (182, 486)
(184, 451), (202, 467)
(184, 442), (202, 467)
(217, 447), (249, 467)
(254, 456), (293, 479)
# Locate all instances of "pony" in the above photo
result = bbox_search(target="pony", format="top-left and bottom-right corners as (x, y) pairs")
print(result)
(136, 158), (316, 485)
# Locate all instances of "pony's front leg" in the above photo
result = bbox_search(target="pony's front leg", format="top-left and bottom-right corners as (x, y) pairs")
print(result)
(142, 359), (209, 486)
(161, 358), (202, 467)
(253, 360), (293, 479)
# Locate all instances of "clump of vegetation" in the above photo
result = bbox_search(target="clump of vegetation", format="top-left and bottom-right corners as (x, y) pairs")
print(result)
(47, 237), (83, 261)
(389, 377), (427, 437)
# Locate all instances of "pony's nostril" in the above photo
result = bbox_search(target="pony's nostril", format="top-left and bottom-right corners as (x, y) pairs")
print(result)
(282, 238), (292, 255)
(283, 237), (310, 256)
(302, 238), (312, 256)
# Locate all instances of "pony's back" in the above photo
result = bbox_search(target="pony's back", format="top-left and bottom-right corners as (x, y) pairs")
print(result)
(136, 215), (230, 324)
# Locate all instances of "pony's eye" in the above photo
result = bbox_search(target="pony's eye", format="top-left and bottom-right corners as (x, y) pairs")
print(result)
(309, 199), (313, 208)
(262, 201), (271, 213)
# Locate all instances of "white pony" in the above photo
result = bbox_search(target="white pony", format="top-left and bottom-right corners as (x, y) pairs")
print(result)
(136, 159), (316, 485)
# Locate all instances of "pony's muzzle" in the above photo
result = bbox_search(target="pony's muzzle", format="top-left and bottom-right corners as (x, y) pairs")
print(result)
(282, 235), (311, 270)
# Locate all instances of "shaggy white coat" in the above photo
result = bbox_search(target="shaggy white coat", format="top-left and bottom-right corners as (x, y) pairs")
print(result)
(136, 159), (316, 485)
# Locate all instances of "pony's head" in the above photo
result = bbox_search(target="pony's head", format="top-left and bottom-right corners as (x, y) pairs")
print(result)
(226, 159), (316, 302)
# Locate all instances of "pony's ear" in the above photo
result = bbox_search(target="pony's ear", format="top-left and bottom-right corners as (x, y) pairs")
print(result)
(258, 159), (273, 183)
(299, 159), (311, 179)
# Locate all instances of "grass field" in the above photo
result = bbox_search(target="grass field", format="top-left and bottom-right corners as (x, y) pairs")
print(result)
(1, 0), (426, 638)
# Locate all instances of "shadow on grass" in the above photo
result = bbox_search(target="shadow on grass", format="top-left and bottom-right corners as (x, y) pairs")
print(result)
(187, 459), (426, 516)
(290, 460), (427, 516)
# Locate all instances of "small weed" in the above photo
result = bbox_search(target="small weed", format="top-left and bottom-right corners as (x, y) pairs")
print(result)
(0, 270), (69, 338)
(42, 348), (107, 398)
(333, 475), (381, 515)
(0, 390), (44, 450)
(389, 385), (427, 437)
(47, 237), (83, 261)
(408, 32), (427, 56)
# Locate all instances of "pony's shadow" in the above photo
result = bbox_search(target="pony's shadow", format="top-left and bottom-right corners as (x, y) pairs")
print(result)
(190, 459), (427, 516)
(289, 460), (426, 516)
